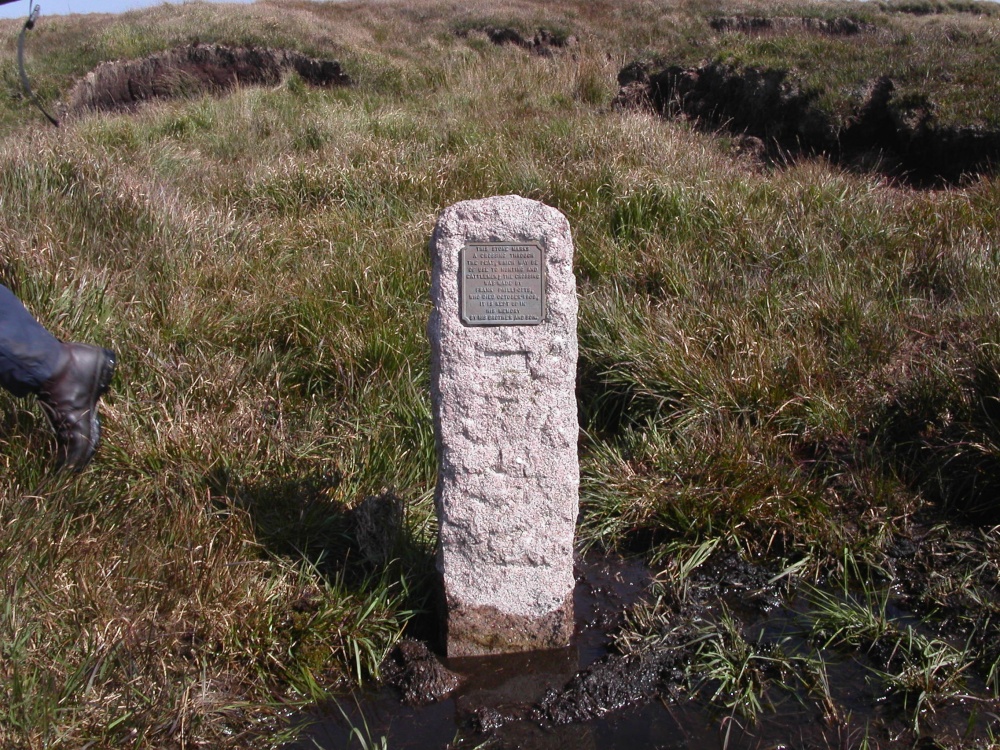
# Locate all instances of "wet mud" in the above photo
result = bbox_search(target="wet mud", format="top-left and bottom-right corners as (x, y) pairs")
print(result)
(381, 639), (462, 707)
(286, 525), (1000, 750)
(285, 553), (669, 749)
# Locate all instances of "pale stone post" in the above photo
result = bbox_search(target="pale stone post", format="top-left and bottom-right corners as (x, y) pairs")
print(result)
(429, 195), (579, 657)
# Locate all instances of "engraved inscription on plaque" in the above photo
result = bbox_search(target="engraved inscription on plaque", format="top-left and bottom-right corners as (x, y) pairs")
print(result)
(460, 242), (545, 326)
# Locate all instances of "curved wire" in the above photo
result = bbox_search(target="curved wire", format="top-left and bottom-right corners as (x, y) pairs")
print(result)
(16, 4), (60, 127)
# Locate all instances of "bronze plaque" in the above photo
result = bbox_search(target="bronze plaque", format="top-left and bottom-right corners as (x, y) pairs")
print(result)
(460, 242), (545, 326)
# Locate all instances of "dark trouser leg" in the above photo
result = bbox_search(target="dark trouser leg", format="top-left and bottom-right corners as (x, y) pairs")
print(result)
(0, 283), (64, 397)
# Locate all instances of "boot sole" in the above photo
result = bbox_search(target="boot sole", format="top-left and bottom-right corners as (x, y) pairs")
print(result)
(87, 348), (117, 441)
(67, 349), (117, 472)
(94, 348), (117, 401)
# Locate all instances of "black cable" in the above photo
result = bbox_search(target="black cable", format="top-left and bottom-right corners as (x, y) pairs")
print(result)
(15, 3), (60, 126)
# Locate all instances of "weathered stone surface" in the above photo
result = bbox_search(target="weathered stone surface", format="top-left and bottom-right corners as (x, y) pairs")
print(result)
(429, 195), (579, 657)
(445, 593), (574, 656)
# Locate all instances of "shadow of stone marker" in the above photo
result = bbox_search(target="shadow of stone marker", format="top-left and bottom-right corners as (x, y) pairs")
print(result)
(429, 195), (579, 657)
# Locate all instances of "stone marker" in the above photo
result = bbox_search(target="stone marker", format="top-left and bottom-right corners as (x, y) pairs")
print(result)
(429, 195), (579, 657)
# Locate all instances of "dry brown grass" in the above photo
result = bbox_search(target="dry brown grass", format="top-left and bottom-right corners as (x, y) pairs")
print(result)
(0, 0), (998, 746)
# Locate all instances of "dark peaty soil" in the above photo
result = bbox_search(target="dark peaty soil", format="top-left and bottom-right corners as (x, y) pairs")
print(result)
(62, 44), (350, 117)
(381, 638), (462, 706)
(456, 25), (577, 56)
(709, 15), (878, 35)
(616, 60), (1000, 185)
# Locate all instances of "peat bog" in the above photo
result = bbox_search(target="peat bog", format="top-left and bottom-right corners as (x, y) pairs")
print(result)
(0, 0), (999, 748)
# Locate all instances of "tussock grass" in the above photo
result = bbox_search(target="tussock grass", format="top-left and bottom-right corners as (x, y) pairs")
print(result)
(0, 0), (998, 745)
(622, 0), (1000, 130)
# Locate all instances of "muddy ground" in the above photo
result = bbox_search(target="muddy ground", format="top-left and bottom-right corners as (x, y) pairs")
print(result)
(289, 520), (1000, 749)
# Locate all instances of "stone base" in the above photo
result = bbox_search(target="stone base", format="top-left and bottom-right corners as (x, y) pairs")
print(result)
(445, 592), (574, 658)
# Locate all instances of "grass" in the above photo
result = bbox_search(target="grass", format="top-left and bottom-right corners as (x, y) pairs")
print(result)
(697, 12), (1000, 128)
(617, 546), (998, 746)
(0, 0), (998, 746)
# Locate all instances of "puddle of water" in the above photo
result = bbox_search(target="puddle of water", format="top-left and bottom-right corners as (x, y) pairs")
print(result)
(286, 553), (678, 749)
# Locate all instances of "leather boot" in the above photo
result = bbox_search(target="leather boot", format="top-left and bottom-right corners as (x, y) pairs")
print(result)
(37, 343), (117, 471)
